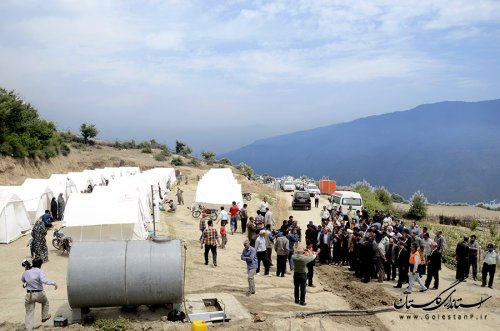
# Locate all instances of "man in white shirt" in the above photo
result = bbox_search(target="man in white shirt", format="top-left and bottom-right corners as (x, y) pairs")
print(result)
(320, 206), (330, 224)
(219, 206), (229, 226)
(481, 243), (498, 289)
(255, 230), (271, 276)
(264, 207), (274, 228)
(259, 198), (269, 217)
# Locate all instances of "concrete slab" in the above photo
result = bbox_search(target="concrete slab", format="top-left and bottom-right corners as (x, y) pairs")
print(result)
(185, 293), (252, 322)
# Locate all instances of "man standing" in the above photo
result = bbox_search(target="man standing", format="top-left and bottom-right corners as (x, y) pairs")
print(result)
(264, 224), (274, 266)
(482, 243), (499, 289)
(201, 220), (220, 267)
(435, 230), (445, 254)
(219, 206), (229, 226)
(229, 201), (239, 235)
(21, 258), (58, 331)
(259, 198), (268, 218)
(376, 237), (386, 283)
(394, 241), (410, 288)
(176, 187), (184, 205)
(314, 193), (320, 208)
(274, 232), (289, 277)
(455, 236), (469, 281)
(292, 249), (316, 306)
(425, 242), (442, 290)
(385, 237), (397, 281)
(264, 207), (274, 228)
(305, 241), (320, 287)
(255, 230), (271, 276)
(239, 204), (248, 234)
(320, 206), (330, 225)
(467, 235), (480, 281)
(241, 240), (258, 295)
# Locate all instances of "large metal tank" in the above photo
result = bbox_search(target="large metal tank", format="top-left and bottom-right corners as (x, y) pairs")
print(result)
(67, 239), (183, 308)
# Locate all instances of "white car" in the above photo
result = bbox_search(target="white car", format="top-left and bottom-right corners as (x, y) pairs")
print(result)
(306, 184), (320, 197)
(282, 181), (295, 192)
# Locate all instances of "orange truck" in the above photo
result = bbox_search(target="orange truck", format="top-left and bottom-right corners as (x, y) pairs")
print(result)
(319, 180), (336, 195)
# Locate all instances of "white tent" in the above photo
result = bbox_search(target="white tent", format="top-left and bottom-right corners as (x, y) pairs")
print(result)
(45, 175), (79, 201)
(62, 193), (148, 241)
(66, 172), (95, 192)
(82, 169), (108, 186)
(0, 190), (31, 244)
(195, 168), (242, 206)
(2, 182), (54, 223)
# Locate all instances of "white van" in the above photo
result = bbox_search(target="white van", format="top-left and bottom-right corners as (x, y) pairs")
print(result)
(330, 191), (363, 213)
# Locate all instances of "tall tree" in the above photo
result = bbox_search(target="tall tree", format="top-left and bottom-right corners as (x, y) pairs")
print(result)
(80, 123), (98, 144)
(175, 140), (192, 156)
(407, 191), (428, 220)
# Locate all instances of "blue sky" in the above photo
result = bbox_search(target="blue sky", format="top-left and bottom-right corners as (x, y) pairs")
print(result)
(1, 0), (499, 153)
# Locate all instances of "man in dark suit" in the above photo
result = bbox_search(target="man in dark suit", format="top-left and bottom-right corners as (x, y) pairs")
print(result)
(394, 241), (410, 288)
(425, 242), (442, 289)
(455, 236), (469, 281)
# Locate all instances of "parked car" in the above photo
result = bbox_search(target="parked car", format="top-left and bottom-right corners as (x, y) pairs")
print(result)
(292, 191), (311, 210)
(282, 181), (295, 192)
(306, 183), (320, 197)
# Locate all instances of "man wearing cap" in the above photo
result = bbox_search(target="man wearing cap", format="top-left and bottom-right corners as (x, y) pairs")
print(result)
(482, 243), (499, 289)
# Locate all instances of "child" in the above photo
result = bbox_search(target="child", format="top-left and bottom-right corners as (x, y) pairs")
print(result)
(199, 214), (207, 241)
(220, 223), (228, 249)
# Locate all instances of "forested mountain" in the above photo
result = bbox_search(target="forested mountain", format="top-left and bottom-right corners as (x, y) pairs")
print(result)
(223, 100), (500, 203)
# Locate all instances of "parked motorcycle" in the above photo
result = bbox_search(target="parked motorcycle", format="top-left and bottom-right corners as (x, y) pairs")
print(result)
(242, 192), (252, 201)
(52, 227), (73, 254)
(191, 205), (218, 221)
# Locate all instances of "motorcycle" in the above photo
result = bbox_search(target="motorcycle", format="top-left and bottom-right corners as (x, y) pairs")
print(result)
(52, 227), (73, 254)
(191, 205), (218, 221)
(242, 192), (252, 201)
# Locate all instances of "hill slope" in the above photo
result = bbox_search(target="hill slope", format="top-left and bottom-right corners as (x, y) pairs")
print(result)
(222, 99), (500, 203)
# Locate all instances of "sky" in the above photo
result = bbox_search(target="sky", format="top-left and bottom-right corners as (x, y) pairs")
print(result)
(1, 0), (499, 154)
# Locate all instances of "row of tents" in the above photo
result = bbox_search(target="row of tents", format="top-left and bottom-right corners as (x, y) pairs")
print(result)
(0, 167), (176, 243)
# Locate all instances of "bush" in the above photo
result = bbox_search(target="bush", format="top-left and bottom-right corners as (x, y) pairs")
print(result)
(218, 157), (232, 165)
(154, 151), (169, 162)
(391, 193), (405, 203)
(93, 317), (130, 331)
(469, 219), (479, 231)
(141, 146), (152, 153)
(188, 158), (200, 167)
(407, 191), (428, 220)
(171, 157), (184, 166)
(374, 187), (392, 206)
(60, 144), (71, 156)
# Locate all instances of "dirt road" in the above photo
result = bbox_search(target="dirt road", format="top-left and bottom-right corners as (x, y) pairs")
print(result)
(0, 175), (499, 331)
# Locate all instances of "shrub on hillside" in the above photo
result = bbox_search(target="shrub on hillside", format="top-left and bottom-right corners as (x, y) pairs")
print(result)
(391, 193), (405, 203)
(188, 158), (200, 167)
(141, 146), (152, 153)
(469, 219), (479, 231)
(407, 191), (428, 220)
(171, 156), (184, 166)
(374, 187), (392, 206)
(154, 150), (169, 162)
(218, 157), (232, 165)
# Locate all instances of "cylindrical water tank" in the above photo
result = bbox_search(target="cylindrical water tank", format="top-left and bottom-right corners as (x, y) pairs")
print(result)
(67, 239), (183, 308)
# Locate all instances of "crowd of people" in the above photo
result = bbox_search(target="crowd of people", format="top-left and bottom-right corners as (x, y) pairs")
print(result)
(199, 199), (499, 305)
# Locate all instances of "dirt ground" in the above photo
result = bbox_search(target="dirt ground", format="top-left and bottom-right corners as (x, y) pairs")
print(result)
(0, 148), (499, 330)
